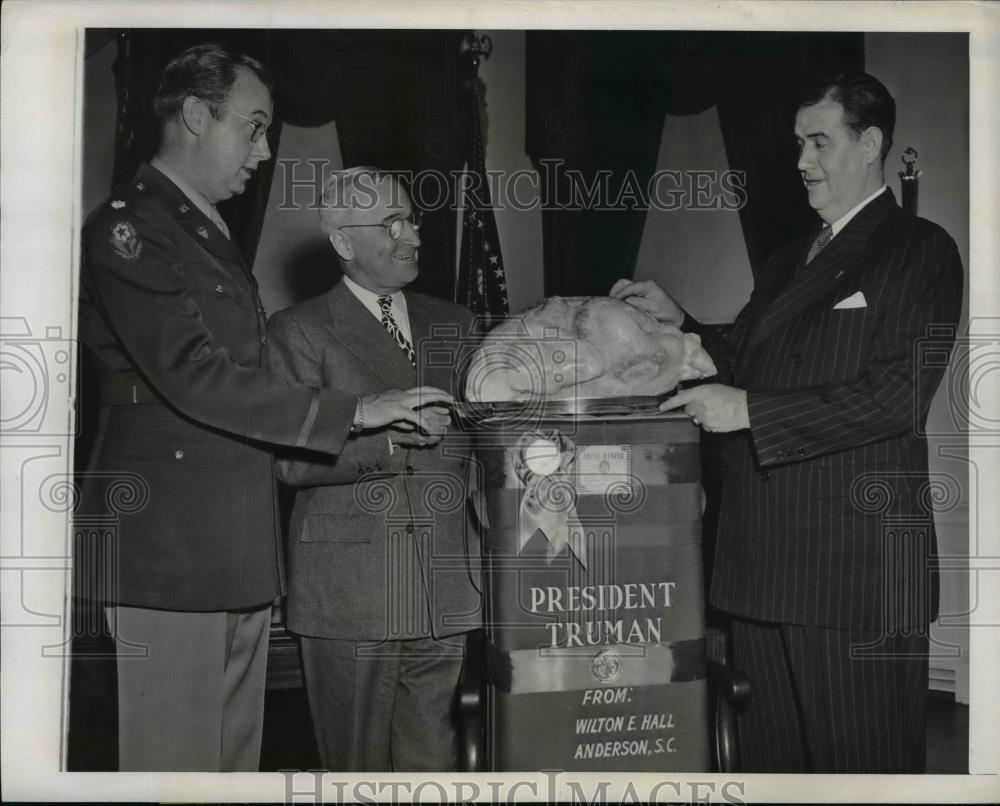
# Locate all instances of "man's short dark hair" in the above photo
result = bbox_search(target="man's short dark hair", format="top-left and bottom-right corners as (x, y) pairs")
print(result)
(152, 43), (274, 124)
(799, 72), (896, 163)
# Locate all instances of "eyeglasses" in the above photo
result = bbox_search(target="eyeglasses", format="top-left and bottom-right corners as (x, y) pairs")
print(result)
(202, 100), (270, 143)
(338, 211), (423, 241)
(225, 107), (270, 143)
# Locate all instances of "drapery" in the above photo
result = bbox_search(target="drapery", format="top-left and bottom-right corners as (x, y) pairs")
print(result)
(525, 31), (865, 295)
(108, 29), (468, 300)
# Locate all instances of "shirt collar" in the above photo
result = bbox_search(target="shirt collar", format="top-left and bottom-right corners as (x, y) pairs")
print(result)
(150, 156), (221, 224)
(829, 184), (888, 237)
(343, 276), (411, 338)
(343, 275), (402, 306)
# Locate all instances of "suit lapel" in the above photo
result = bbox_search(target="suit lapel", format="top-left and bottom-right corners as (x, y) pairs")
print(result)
(325, 282), (417, 388)
(743, 189), (897, 356)
(137, 163), (248, 272)
(405, 293), (453, 390)
(407, 293), (428, 370)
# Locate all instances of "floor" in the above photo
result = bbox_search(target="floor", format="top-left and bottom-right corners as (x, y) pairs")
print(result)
(258, 687), (969, 774)
(925, 691), (970, 775)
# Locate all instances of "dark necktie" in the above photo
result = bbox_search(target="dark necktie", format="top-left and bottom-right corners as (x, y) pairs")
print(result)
(377, 295), (415, 366)
(806, 224), (833, 264)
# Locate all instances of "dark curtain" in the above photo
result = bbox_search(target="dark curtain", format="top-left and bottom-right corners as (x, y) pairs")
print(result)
(526, 32), (672, 297)
(525, 31), (864, 294)
(109, 29), (467, 300)
(525, 31), (864, 618)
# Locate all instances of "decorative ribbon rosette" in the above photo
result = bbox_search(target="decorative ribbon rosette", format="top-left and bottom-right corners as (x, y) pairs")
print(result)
(512, 430), (586, 567)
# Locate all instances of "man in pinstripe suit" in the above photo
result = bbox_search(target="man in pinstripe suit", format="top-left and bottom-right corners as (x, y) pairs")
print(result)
(612, 73), (963, 772)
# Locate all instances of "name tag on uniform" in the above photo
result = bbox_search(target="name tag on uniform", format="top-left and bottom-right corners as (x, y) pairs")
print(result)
(833, 290), (867, 309)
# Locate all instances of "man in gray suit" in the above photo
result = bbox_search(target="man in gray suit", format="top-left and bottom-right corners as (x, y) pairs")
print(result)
(267, 167), (482, 771)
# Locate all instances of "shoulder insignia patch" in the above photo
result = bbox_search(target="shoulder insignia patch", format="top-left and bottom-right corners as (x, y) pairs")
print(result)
(109, 221), (143, 261)
(196, 225), (209, 239)
(179, 203), (190, 213)
(111, 200), (126, 210)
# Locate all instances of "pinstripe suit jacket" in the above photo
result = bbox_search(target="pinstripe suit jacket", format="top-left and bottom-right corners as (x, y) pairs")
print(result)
(702, 189), (962, 630)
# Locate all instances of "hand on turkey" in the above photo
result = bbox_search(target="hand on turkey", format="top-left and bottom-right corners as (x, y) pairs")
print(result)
(466, 296), (716, 403)
(608, 279), (684, 327)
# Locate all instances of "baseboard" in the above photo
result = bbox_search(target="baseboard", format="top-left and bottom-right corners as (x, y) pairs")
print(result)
(929, 659), (970, 705)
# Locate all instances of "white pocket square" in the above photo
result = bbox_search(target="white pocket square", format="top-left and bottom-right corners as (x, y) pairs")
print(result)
(833, 291), (867, 309)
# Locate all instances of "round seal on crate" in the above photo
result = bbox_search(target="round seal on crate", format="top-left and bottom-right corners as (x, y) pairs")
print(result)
(591, 648), (622, 684)
(523, 437), (562, 476)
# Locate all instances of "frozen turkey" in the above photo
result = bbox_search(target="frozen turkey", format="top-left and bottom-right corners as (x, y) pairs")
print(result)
(465, 296), (717, 403)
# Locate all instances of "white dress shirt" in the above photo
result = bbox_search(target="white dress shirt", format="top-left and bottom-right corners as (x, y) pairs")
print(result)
(342, 276), (416, 455)
(342, 275), (413, 345)
(830, 184), (888, 238)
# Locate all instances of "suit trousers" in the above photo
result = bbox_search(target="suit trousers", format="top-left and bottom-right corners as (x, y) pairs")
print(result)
(730, 616), (928, 773)
(299, 633), (467, 772)
(108, 604), (271, 771)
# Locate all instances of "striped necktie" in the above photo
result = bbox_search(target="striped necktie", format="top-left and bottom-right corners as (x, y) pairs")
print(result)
(377, 296), (415, 366)
(806, 224), (833, 264)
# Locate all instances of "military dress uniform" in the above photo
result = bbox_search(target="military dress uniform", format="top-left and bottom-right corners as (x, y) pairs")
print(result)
(77, 162), (358, 771)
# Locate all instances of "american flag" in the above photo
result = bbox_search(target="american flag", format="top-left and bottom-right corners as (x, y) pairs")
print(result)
(456, 76), (509, 323)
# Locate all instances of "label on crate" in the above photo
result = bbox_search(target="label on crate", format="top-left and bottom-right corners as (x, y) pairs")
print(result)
(492, 680), (709, 771)
(575, 444), (632, 495)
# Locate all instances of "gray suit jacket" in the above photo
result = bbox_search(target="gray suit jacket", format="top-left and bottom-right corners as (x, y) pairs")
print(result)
(267, 281), (482, 641)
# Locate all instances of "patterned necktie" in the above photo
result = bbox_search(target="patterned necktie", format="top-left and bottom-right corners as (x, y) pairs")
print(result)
(378, 295), (415, 366)
(806, 224), (833, 264)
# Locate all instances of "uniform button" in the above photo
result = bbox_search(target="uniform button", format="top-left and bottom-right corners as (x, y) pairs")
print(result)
(792, 352), (803, 364)
(758, 469), (770, 481)
(174, 449), (184, 460)
(797, 447), (806, 456)
(215, 284), (224, 295)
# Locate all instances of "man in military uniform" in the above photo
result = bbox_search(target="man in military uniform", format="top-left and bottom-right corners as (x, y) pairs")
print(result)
(267, 168), (482, 771)
(77, 44), (450, 772)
